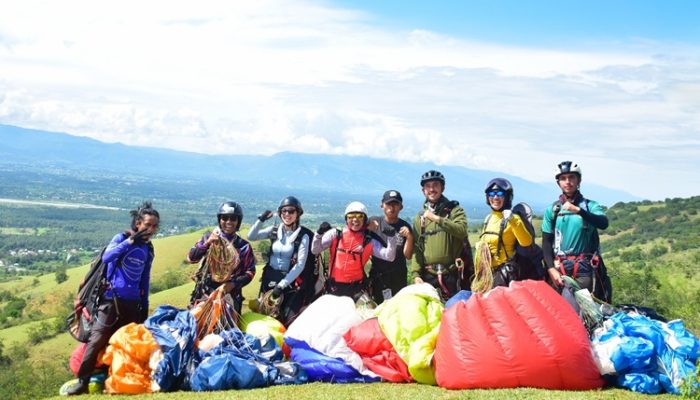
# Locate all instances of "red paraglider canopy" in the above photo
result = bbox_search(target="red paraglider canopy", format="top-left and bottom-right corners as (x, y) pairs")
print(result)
(435, 280), (603, 390)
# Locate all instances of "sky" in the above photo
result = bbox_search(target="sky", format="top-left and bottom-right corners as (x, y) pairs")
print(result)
(1, 0), (699, 200)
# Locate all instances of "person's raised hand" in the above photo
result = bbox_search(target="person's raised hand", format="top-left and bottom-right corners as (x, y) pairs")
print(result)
(317, 222), (331, 235)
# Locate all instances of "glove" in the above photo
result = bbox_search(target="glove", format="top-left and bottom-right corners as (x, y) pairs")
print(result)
(317, 221), (331, 235)
(258, 210), (273, 222)
(131, 229), (150, 245)
(271, 286), (283, 299)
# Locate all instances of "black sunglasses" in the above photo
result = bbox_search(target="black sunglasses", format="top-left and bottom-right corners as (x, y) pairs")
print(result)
(220, 215), (238, 221)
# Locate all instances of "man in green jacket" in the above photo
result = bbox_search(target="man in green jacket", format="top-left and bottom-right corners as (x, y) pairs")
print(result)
(411, 170), (469, 299)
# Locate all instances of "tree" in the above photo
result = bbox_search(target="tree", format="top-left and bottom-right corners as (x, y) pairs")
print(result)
(55, 267), (68, 284)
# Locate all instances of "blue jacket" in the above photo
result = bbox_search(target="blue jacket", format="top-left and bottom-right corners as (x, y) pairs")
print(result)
(102, 232), (153, 310)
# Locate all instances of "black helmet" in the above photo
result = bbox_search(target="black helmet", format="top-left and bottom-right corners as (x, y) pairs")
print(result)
(420, 170), (445, 186)
(484, 177), (513, 210)
(217, 201), (243, 230)
(278, 196), (303, 216)
(555, 161), (582, 180)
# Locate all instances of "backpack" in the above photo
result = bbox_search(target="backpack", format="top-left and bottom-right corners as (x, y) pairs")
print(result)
(481, 202), (545, 281)
(66, 235), (153, 342)
(328, 228), (373, 282)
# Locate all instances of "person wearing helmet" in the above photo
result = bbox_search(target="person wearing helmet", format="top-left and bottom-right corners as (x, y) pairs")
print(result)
(542, 161), (611, 301)
(65, 202), (159, 396)
(475, 178), (533, 288)
(368, 190), (414, 304)
(411, 170), (470, 299)
(311, 201), (397, 301)
(247, 196), (315, 325)
(186, 201), (256, 314)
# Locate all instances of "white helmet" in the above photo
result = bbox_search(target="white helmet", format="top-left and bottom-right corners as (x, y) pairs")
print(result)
(555, 161), (582, 180)
(344, 201), (368, 217)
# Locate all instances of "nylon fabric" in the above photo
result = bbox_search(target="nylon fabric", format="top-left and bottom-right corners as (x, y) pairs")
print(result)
(284, 295), (377, 379)
(144, 306), (197, 392)
(434, 280), (604, 390)
(375, 283), (443, 385)
(344, 318), (413, 382)
(102, 323), (160, 394)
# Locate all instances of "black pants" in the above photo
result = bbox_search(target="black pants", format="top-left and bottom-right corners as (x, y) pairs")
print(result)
(77, 298), (142, 383)
(369, 267), (407, 305)
(259, 266), (306, 325)
(325, 278), (367, 302)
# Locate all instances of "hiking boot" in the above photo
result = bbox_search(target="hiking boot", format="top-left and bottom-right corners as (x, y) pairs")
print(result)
(65, 380), (88, 396)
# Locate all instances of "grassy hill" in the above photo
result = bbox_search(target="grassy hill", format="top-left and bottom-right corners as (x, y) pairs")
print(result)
(600, 196), (700, 332)
(2, 199), (700, 399)
(0, 229), (207, 320)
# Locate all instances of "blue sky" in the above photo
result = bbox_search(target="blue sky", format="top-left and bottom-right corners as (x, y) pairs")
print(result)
(0, 0), (698, 200)
(334, 0), (700, 45)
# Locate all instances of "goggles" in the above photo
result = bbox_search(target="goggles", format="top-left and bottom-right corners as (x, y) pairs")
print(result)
(280, 208), (297, 215)
(220, 215), (239, 222)
(346, 212), (365, 220)
(487, 191), (505, 198)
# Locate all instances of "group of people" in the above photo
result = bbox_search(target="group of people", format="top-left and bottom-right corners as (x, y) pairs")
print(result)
(65, 160), (611, 395)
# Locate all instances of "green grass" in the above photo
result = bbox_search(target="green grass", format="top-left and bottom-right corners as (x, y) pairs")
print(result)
(0, 317), (57, 345)
(0, 226), (53, 235)
(1, 224), (692, 399)
(42, 382), (677, 400)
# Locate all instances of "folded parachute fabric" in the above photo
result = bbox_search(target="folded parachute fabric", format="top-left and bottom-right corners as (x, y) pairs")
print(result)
(375, 283), (443, 385)
(285, 338), (378, 383)
(591, 312), (700, 394)
(344, 317), (413, 382)
(239, 311), (287, 349)
(284, 294), (379, 382)
(434, 280), (604, 390)
(444, 290), (473, 309)
(144, 305), (197, 392)
(189, 328), (306, 391)
(102, 323), (160, 394)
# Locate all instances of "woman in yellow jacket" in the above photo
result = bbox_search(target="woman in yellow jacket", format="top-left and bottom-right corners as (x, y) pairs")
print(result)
(474, 178), (533, 290)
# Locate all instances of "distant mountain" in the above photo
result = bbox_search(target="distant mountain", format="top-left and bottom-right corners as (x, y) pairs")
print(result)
(0, 124), (639, 214)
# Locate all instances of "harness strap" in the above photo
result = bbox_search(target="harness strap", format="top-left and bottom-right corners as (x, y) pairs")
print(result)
(481, 213), (512, 261)
(556, 253), (599, 278)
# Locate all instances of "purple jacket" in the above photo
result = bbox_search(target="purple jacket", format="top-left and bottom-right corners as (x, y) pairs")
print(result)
(102, 232), (153, 310)
(188, 231), (256, 296)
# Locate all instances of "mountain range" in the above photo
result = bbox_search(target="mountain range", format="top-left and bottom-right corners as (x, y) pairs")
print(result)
(0, 124), (639, 215)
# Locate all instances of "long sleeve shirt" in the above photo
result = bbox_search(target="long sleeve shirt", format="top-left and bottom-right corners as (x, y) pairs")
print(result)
(410, 196), (468, 279)
(480, 210), (533, 267)
(187, 230), (256, 295)
(102, 232), (153, 310)
(311, 227), (397, 260)
(248, 220), (310, 289)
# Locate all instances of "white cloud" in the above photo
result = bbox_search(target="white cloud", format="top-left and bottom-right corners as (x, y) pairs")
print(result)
(0, 0), (698, 199)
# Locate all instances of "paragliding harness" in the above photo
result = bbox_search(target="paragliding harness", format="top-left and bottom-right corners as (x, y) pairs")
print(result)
(480, 202), (545, 286)
(419, 200), (474, 298)
(324, 228), (373, 301)
(551, 198), (612, 303)
(66, 234), (152, 343)
(188, 235), (241, 308)
(259, 225), (317, 324)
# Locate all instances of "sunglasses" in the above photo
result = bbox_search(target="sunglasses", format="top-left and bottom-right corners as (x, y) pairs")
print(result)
(487, 191), (505, 198)
(220, 215), (239, 222)
(280, 208), (297, 215)
(346, 212), (365, 220)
